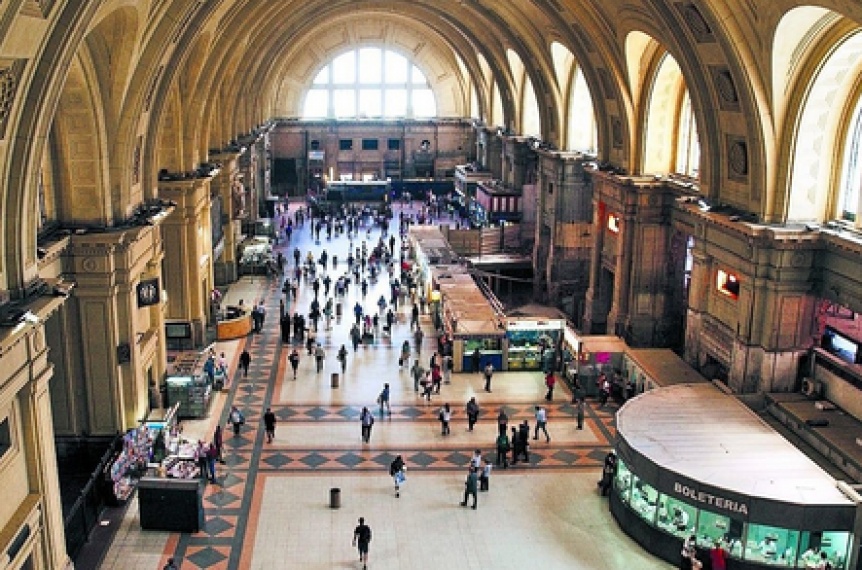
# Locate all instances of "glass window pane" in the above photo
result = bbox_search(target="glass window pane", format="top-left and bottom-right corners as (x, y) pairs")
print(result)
(385, 51), (408, 84)
(313, 66), (329, 85)
(358, 89), (381, 118)
(384, 89), (407, 117)
(614, 458), (632, 504)
(303, 89), (329, 118)
(332, 52), (356, 84)
(413, 89), (437, 117)
(657, 495), (698, 538)
(799, 531), (849, 569)
(359, 48), (382, 84)
(411, 64), (427, 84)
(333, 89), (356, 118)
(744, 524), (800, 566)
(629, 475), (658, 524)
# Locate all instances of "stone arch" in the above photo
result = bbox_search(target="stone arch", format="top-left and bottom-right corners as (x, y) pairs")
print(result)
(775, 8), (862, 223)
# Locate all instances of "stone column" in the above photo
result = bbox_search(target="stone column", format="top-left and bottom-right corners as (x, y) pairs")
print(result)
(159, 178), (214, 346)
(582, 198), (606, 333)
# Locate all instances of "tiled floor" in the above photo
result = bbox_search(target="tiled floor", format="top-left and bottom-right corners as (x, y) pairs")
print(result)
(98, 203), (673, 570)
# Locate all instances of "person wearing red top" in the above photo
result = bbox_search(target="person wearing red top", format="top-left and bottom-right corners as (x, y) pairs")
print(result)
(544, 372), (556, 401)
(709, 541), (728, 570)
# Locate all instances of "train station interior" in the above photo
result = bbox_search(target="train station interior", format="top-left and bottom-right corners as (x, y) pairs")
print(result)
(0, 1), (861, 569)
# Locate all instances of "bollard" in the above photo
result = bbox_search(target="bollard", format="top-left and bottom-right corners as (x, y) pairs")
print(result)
(331, 373), (340, 388)
(330, 487), (341, 508)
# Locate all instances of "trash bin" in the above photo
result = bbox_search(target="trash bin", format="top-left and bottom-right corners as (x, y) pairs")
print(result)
(330, 487), (341, 508)
(331, 373), (340, 388)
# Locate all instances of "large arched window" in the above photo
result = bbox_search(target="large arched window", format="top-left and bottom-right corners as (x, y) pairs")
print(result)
(302, 48), (437, 119)
(839, 95), (862, 222)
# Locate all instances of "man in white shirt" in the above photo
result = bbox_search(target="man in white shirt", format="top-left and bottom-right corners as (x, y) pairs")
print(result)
(533, 406), (550, 442)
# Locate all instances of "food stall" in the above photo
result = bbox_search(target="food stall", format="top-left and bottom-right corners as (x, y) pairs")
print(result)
(237, 235), (276, 275)
(612, 383), (857, 570)
(165, 349), (218, 419)
(436, 272), (505, 372)
(504, 318), (564, 371)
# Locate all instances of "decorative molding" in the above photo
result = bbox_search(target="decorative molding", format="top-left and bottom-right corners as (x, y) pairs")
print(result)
(611, 117), (623, 149)
(677, 2), (715, 43)
(596, 67), (615, 100)
(726, 136), (749, 181)
(0, 60), (25, 140)
(711, 66), (740, 112)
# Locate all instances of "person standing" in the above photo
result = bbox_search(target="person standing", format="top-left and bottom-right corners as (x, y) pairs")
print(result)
(411, 360), (424, 392)
(337, 344), (348, 373)
(213, 424), (224, 463)
(314, 343), (325, 372)
(205, 441), (218, 483)
(576, 398), (585, 430)
(465, 397), (480, 431)
(288, 349), (300, 379)
(483, 362), (494, 392)
(479, 458), (492, 492)
(534, 406), (550, 442)
(239, 349), (251, 377)
(360, 407), (375, 443)
(163, 557), (179, 570)
(352, 517), (372, 570)
(410, 303), (420, 330)
(495, 430), (510, 468)
(400, 341), (411, 368)
(460, 467), (478, 510)
(378, 383), (391, 416)
(389, 455), (405, 498)
(443, 355), (453, 384)
(471, 348), (481, 373)
(598, 451), (617, 496)
(544, 371), (556, 401)
(439, 403), (451, 435)
(263, 407), (276, 443)
(229, 405), (245, 436)
(496, 407), (508, 436)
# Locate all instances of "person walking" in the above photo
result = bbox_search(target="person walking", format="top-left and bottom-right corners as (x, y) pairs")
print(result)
(288, 349), (300, 379)
(389, 455), (406, 498)
(410, 303), (420, 330)
(228, 405), (245, 436)
(378, 383), (391, 416)
(360, 407), (375, 443)
(410, 360), (424, 392)
(163, 557), (179, 570)
(496, 407), (508, 436)
(483, 362), (494, 392)
(400, 341), (411, 368)
(439, 402), (451, 435)
(544, 371), (556, 401)
(495, 430), (510, 468)
(443, 355), (453, 384)
(239, 349), (251, 377)
(352, 517), (372, 570)
(263, 407), (276, 443)
(205, 441), (218, 483)
(534, 406), (551, 442)
(576, 398), (585, 430)
(314, 343), (325, 372)
(337, 344), (348, 373)
(465, 397), (480, 431)
(460, 467), (478, 510)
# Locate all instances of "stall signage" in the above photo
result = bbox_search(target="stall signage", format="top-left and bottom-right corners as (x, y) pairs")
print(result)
(673, 481), (748, 516)
(506, 319), (563, 331)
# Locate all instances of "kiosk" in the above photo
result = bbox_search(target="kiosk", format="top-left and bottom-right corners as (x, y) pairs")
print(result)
(612, 383), (857, 569)
(505, 318), (564, 372)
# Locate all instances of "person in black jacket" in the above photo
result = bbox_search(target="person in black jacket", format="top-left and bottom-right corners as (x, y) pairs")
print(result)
(389, 455), (405, 497)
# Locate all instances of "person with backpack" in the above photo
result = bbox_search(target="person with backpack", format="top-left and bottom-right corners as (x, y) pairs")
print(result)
(389, 455), (405, 498)
(352, 517), (372, 569)
(377, 383), (391, 416)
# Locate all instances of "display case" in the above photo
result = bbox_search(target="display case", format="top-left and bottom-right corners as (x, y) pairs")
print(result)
(462, 338), (503, 371)
(505, 319), (563, 371)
